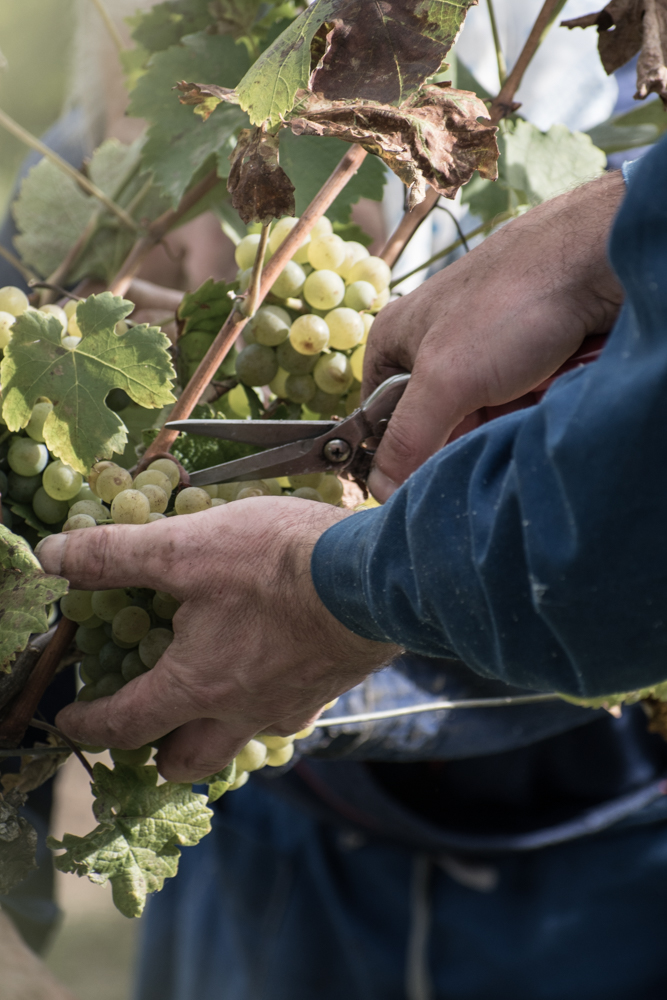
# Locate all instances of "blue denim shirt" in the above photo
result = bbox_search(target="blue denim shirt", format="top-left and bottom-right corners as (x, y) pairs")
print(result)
(312, 135), (667, 702)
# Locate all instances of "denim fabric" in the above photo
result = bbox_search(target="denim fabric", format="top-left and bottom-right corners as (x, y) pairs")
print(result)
(312, 132), (667, 701)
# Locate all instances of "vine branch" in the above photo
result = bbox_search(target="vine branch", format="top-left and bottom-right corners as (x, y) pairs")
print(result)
(0, 108), (138, 231)
(0, 244), (39, 285)
(142, 144), (368, 461)
(88, 0), (126, 55)
(486, 0), (507, 85)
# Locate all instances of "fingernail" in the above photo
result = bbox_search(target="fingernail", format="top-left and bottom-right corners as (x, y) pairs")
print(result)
(35, 533), (68, 575)
(367, 467), (397, 503)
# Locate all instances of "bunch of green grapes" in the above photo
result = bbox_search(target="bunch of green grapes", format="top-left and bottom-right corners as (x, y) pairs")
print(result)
(229, 218), (390, 420)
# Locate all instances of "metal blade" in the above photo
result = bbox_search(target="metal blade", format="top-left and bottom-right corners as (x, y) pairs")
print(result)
(188, 438), (327, 486)
(165, 418), (335, 446)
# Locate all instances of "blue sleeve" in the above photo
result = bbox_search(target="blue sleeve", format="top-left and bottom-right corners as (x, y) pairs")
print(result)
(312, 133), (667, 700)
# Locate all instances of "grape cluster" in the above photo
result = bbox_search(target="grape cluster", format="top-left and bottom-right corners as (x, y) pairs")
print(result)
(230, 218), (389, 419)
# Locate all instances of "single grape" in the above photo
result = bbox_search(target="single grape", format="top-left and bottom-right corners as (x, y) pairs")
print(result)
(8, 438), (48, 477)
(39, 304), (67, 331)
(237, 268), (253, 293)
(345, 388), (361, 414)
(81, 654), (106, 683)
(210, 498), (227, 507)
(87, 461), (116, 494)
(96, 674), (125, 698)
(362, 313), (374, 342)
(133, 469), (172, 495)
(121, 650), (149, 682)
(229, 770), (249, 791)
(268, 217), (304, 255)
(347, 256), (391, 293)
(235, 739), (268, 773)
(288, 473), (324, 489)
(60, 590), (94, 623)
(257, 734), (295, 750)
(227, 383), (252, 417)
(285, 374), (316, 404)
(0, 286), (29, 316)
(308, 387), (344, 417)
(63, 300), (78, 319)
(66, 312), (82, 338)
(94, 465), (132, 503)
(112, 606), (151, 645)
(350, 343), (366, 381)
(138, 628), (173, 668)
(77, 685), (98, 702)
(61, 335), (81, 351)
(42, 460), (83, 501)
(79, 658), (97, 685)
(303, 270), (345, 311)
(265, 742), (295, 767)
(174, 487), (212, 515)
(317, 474), (345, 505)
(293, 724), (317, 739)
(99, 641), (127, 674)
(292, 487), (323, 501)
(115, 321), (129, 337)
(147, 458), (180, 490)
(63, 513), (97, 531)
(236, 487), (264, 500)
(370, 287), (390, 313)
(235, 233), (267, 270)
(276, 339), (319, 375)
(148, 512), (166, 521)
(269, 367), (290, 398)
(271, 261), (306, 299)
(75, 624), (107, 655)
(7, 471), (42, 504)
(106, 388), (132, 412)
(248, 306), (291, 347)
(235, 480), (271, 495)
(344, 280), (377, 312)
(325, 308), (364, 350)
(243, 323), (257, 346)
(313, 352), (354, 395)
(261, 479), (282, 496)
(68, 500), (107, 522)
(25, 401), (53, 443)
(308, 234), (347, 271)
(91, 589), (130, 622)
(310, 217), (333, 239)
(337, 241), (370, 280)
(32, 487), (68, 524)
(0, 311), (15, 349)
(111, 488), (151, 524)
(139, 484), (168, 513)
(235, 344), (278, 387)
(79, 613), (104, 629)
(152, 591), (180, 620)
(215, 482), (242, 501)
(110, 746), (152, 766)
(289, 315), (330, 355)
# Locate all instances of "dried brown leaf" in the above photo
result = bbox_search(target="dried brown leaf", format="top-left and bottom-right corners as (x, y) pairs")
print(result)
(227, 127), (296, 224)
(562, 0), (667, 106)
(288, 84), (498, 208)
(1, 741), (70, 797)
(175, 81), (238, 122)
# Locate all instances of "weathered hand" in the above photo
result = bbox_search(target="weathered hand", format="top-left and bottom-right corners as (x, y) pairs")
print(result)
(364, 172), (626, 501)
(36, 499), (398, 782)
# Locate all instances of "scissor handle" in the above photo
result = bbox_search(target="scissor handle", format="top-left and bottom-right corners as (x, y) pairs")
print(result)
(360, 373), (410, 436)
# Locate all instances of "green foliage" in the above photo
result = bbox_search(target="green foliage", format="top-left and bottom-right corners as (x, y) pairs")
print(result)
(203, 760), (236, 802)
(128, 33), (250, 206)
(5, 502), (54, 539)
(0, 524), (67, 673)
(279, 132), (386, 223)
(558, 680), (667, 710)
(128, 0), (214, 54)
(176, 279), (237, 386)
(48, 763), (212, 918)
(586, 97), (667, 155)
(171, 403), (260, 473)
(1, 294), (176, 475)
(331, 221), (373, 247)
(462, 120), (606, 222)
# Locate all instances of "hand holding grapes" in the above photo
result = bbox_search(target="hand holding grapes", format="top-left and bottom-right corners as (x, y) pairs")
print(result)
(363, 172), (627, 501)
(36, 499), (399, 782)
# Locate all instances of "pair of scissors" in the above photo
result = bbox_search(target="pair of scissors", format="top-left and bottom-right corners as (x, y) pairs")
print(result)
(165, 373), (410, 487)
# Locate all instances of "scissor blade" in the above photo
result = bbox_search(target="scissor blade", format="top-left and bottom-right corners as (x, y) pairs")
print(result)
(188, 437), (328, 486)
(165, 419), (335, 446)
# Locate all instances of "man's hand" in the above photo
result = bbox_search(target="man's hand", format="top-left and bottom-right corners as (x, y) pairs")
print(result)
(36, 500), (398, 783)
(364, 172), (626, 501)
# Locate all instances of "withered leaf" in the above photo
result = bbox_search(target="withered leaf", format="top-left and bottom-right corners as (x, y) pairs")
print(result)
(227, 127), (296, 224)
(1, 742), (70, 797)
(175, 80), (238, 121)
(562, 0), (667, 106)
(288, 84), (498, 208)
(0, 793), (38, 894)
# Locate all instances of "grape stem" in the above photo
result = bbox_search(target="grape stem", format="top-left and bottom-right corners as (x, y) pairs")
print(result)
(316, 693), (560, 726)
(243, 224), (271, 318)
(379, 0), (567, 270)
(486, 0), (507, 86)
(140, 144), (368, 462)
(0, 617), (77, 748)
(0, 108), (138, 232)
(29, 717), (94, 779)
(0, 244), (39, 285)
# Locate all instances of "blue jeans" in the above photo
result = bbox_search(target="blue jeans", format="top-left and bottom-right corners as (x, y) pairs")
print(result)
(136, 774), (667, 1000)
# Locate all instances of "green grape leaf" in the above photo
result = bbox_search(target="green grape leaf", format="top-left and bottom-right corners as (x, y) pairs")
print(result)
(463, 120), (606, 223)
(237, 0), (477, 126)
(128, 0), (214, 54)
(172, 404), (260, 472)
(331, 221), (373, 246)
(228, 127), (295, 224)
(1, 293), (176, 475)
(558, 678), (667, 711)
(129, 33), (250, 206)
(176, 279), (236, 386)
(48, 763), (212, 918)
(0, 525), (68, 674)
(279, 132), (385, 223)
(586, 95), (667, 154)
(0, 794), (38, 894)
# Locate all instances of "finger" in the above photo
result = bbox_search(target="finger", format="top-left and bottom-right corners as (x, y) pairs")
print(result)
(36, 519), (188, 592)
(367, 362), (462, 501)
(361, 295), (419, 397)
(155, 717), (256, 783)
(55, 649), (200, 749)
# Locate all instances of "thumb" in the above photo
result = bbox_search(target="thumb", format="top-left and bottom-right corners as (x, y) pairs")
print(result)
(35, 520), (182, 592)
(367, 364), (465, 502)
